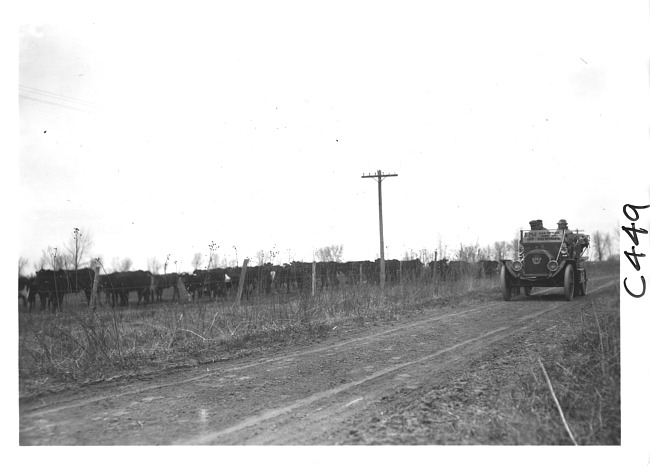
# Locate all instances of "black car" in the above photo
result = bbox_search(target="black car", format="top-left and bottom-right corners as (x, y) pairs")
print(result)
(500, 228), (590, 301)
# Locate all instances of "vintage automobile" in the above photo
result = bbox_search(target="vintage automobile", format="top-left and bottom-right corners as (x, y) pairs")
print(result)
(500, 228), (590, 301)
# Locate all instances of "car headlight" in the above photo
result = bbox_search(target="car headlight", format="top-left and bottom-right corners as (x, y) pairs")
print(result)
(560, 244), (568, 255)
(512, 261), (522, 272)
(547, 260), (559, 272)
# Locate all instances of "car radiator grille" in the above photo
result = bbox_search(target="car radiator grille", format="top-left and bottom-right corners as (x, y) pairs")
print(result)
(524, 254), (550, 275)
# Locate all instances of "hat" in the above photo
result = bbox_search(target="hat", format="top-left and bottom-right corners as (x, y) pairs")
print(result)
(529, 219), (540, 226)
(557, 219), (568, 225)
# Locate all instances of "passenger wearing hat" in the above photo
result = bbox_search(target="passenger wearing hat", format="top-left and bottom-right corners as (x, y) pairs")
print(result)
(556, 219), (575, 256)
(529, 219), (549, 232)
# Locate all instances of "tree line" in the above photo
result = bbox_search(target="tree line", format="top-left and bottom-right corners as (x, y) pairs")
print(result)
(19, 225), (620, 278)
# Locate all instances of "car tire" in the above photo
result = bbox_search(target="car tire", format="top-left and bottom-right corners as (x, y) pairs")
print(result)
(564, 264), (575, 301)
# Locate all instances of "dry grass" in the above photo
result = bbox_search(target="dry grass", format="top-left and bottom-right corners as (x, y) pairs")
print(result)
(18, 272), (498, 394)
(19, 259), (618, 402)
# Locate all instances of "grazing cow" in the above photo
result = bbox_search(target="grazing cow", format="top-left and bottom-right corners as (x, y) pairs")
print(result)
(152, 273), (181, 301)
(477, 260), (499, 278)
(31, 269), (68, 311)
(62, 268), (97, 304)
(102, 270), (153, 306)
(271, 264), (292, 293)
(180, 271), (210, 301)
(401, 259), (424, 282)
(445, 261), (473, 281)
(428, 259), (449, 282)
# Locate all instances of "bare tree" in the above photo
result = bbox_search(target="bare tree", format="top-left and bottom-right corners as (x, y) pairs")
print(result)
(437, 235), (448, 260)
(64, 227), (93, 271)
(40, 246), (69, 270)
(121, 258), (133, 272)
(418, 248), (435, 264)
(592, 231), (606, 261)
(35, 252), (48, 271)
(206, 242), (220, 268)
(493, 241), (508, 261)
(610, 223), (620, 258)
(315, 244), (344, 262)
(19, 257), (29, 276)
(147, 257), (162, 274)
(208, 252), (219, 268)
(604, 232), (613, 260)
(454, 242), (480, 262)
(255, 250), (266, 266)
(111, 257), (120, 272)
(111, 257), (133, 272)
(402, 249), (417, 260)
(191, 252), (203, 270)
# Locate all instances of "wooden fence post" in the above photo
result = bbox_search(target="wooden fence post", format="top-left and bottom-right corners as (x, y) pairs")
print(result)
(235, 258), (249, 306)
(311, 261), (316, 297)
(90, 261), (101, 310)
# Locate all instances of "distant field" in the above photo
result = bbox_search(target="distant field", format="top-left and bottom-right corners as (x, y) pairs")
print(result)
(18, 259), (619, 400)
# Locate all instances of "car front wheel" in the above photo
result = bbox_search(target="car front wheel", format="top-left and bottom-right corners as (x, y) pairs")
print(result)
(564, 264), (575, 301)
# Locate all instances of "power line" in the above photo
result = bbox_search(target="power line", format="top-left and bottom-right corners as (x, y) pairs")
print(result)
(18, 93), (98, 113)
(19, 85), (105, 109)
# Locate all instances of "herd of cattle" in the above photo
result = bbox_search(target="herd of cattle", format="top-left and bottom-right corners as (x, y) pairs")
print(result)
(18, 258), (500, 311)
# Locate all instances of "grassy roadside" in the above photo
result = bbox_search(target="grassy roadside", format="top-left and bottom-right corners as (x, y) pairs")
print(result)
(348, 268), (620, 445)
(17, 274), (495, 398)
(18, 261), (619, 404)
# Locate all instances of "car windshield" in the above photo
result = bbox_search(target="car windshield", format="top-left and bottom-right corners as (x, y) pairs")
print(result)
(521, 229), (564, 244)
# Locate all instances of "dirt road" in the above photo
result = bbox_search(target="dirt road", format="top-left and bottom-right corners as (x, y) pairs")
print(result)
(19, 276), (618, 445)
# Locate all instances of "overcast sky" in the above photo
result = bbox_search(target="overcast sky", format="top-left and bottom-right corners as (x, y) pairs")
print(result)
(17, 1), (649, 273)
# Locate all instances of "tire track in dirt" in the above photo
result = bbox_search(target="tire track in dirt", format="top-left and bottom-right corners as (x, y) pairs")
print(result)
(20, 277), (616, 445)
(20, 301), (508, 418)
(175, 278), (617, 444)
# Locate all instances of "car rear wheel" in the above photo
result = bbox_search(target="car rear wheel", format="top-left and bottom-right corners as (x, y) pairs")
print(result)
(564, 264), (575, 301)
(501, 266), (512, 301)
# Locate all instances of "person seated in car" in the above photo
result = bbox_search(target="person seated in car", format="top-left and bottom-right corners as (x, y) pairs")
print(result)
(556, 219), (575, 256)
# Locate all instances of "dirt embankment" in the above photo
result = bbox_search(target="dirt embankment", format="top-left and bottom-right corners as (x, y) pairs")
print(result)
(19, 275), (619, 445)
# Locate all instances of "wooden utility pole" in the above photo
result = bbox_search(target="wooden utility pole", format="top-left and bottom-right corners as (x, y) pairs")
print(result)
(362, 169), (398, 290)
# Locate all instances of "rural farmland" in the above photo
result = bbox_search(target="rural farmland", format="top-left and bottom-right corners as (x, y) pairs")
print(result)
(19, 259), (620, 446)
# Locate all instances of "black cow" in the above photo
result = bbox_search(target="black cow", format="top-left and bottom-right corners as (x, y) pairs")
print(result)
(102, 270), (153, 306)
(31, 269), (69, 311)
(428, 259), (449, 282)
(62, 268), (97, 304)
(477, 260), (499, 278)
(401, 259), (424, 282)
(445, 261), (473, 281)
(152, 273), (181, 301)
(179, 271), (206, 301)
